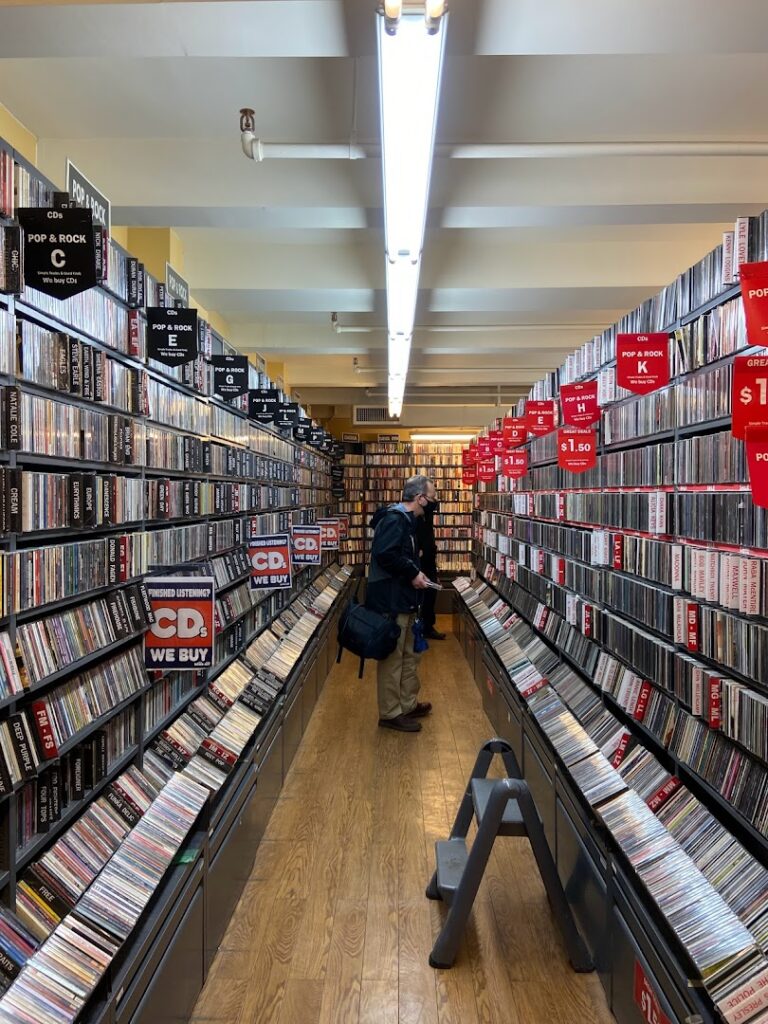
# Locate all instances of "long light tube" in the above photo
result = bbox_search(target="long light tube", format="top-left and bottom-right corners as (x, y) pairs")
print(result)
(377, 5), (447, 416)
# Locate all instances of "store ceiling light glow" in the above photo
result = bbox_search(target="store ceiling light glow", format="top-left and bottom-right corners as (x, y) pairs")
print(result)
(377, 1), (447, 416)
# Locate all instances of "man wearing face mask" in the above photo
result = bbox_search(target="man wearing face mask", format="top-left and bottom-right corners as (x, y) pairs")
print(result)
(366, 474), (435, 733)
(415, 489), (445, 640)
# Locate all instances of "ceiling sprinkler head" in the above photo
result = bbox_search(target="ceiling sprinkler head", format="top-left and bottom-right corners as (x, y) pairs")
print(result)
(239, 108), (256, 133)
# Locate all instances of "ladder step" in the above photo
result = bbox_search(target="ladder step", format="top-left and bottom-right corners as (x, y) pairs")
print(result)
(435, 839), (468, 906)
(471, 778), (527, 837)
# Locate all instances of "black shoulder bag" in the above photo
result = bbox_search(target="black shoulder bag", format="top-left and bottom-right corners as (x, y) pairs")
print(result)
(337, 578), (401, 679)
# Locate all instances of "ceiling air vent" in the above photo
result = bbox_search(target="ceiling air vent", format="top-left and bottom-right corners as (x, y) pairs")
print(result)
(353, 405), (399, 425)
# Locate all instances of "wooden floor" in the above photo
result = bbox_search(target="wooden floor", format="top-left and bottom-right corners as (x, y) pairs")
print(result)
(191, 616), (615, 1024)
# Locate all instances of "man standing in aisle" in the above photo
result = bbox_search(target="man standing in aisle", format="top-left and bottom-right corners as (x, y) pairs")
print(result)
(367, 475), (435, 733)
(416, 492), (445, 640)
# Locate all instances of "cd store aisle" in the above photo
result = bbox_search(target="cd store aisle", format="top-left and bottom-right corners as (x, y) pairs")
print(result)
(192, 616), (614, 1024)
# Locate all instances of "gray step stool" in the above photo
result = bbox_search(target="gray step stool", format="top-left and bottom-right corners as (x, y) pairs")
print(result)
(426, 738), (593, 972)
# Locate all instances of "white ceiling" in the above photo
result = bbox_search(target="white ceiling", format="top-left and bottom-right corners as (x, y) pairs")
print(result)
(1, 0), (768, 424)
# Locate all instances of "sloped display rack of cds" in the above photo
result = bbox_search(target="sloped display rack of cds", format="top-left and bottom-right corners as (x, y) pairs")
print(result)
(364, 441), (473, 574)
(0, 136), (354, 1024)
(461, 212), (768, 1024)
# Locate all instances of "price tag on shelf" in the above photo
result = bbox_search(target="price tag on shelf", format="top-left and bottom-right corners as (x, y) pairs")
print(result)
(616, 334), (670, 395)
(732, 355), (768, 439)
(557, 428), (597, 473)
(559, 379), (600, 426)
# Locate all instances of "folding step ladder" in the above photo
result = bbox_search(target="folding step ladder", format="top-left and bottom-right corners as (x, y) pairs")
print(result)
(426, 738), (593, 971)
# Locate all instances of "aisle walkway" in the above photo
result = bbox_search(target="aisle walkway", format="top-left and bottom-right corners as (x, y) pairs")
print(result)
(191, 616), (615, 1024)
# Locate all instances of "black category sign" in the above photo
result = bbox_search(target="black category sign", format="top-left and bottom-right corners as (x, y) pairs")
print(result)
(165, 262), (189, 307)
(17, 207), (97, 299)
(331, 486), (346, 499)
(146, 307), (198, 366)
(308, 427), (325, 448)
(320, 436), (334, 453)
(294, 417), (312, 443)
(332, 442), (345, 459)
(248, 388), (280, 422)
(66, 160), (110, 232)
(211, 355), (249, 399)
(330, 465), (344, 480)
(274, 402), (299, 429)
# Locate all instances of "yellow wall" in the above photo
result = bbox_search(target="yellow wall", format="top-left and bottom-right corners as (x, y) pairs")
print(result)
(0, 103), (36, 164)
(110, 225), (129, 248)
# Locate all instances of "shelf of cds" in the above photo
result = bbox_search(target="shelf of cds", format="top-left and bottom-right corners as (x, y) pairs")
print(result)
(364, 441), (473, 573)
(462, 211), (768, 1024)
(0, 136), (356, 1023)
(337, 447), (365, 564)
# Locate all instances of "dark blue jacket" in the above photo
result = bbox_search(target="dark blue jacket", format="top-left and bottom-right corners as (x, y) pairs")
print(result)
(366, 504), (420, 615)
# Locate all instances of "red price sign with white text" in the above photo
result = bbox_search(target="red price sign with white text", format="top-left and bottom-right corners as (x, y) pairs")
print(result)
(488, 429), (505, 455)
(502, 450), (528, 479)
(477, 460), (497, 483)
(740, 261), (768, 348)
(525, 400), (556, 437)
(633, 962), (672, 1024)
(291, 525), (322, 565)
(477, 437), (492, 458)
(745, 426), (768, 507)
(502, 416), (528, 447)
(462, 446), (477, 466)
(732, 354), (768, 439)
(558, 428), (597, 473)
(462, 466), (477, 486)
(249, 534), (292, 590)
(559, 379), (600, 426)
(617, 334), (670, 395)
(318, 517), (340, 549)
(144, 576), (215, 670)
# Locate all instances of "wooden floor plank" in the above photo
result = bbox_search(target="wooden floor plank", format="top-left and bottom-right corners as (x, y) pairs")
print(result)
(191, 615), (614, 1024)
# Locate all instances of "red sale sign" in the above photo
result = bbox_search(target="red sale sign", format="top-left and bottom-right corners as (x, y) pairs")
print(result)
(502, 450), (528, 479)
(249, 533), (292, 590)
(559, 379), (599, 427)
(732, 355), (768, 439)
(318, 517), (340, 549)
(525, 400), (556, 437)
(745, 426), (768, 507)
(489, 429), (505, 455)
(477, 460), (497, 483)
(740, 260), (768, 348)
(462, 466), (477, 486)
(502, 417), (528, 446)
(617, 334), (670, 395)
(461, 446), (477, 466)
(633, 962), (671, 1024)
(291, 525), (322, 565)
(558, 428), (597, 473)
(477, 437), (492, 458)
(144, 576), (215, 669)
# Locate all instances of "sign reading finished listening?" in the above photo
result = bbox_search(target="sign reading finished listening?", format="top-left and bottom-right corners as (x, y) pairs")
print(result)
(249, 533), (293, 590)
(143, 576), (215, 670)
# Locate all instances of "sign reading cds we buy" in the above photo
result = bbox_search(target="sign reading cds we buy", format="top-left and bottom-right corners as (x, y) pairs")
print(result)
(249, 533), (293, 590)
(144, 576), (215, 670)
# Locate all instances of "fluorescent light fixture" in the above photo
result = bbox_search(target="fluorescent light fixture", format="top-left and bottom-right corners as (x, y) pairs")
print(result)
(386, 257), (421, 339)
(410, 433), (474, 441)
(378, 13), (446, 261)
(388, 334), (411, 379)
(378, 4), (447, 411)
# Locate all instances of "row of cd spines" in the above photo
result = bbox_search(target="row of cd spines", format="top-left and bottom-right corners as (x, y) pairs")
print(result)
(479, 486), (768, 553)
(478, 553), (768, 807)
(0, 386), (330, 486)
(0, 507), (331, 618)
(0, 467), (331, 536)
(0, 311), (311, 459)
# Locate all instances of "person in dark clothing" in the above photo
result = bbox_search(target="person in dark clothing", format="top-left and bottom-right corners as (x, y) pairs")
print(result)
(415, 495), (445, 639)
(367, 474), (436, 733)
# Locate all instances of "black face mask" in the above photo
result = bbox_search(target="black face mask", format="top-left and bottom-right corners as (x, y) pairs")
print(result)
(426, 499), (439, 512)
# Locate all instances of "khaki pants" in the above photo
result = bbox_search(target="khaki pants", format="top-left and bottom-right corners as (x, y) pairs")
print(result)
(377, 612), (422, 719)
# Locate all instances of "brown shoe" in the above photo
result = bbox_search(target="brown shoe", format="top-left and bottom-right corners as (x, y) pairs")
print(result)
(379, 715), (422, 733)
(404, 702), (432, 718)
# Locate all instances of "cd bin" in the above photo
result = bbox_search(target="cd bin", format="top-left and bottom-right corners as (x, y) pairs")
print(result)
(71, 591), (349, 1024)
(455, 594), (716, 1024)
